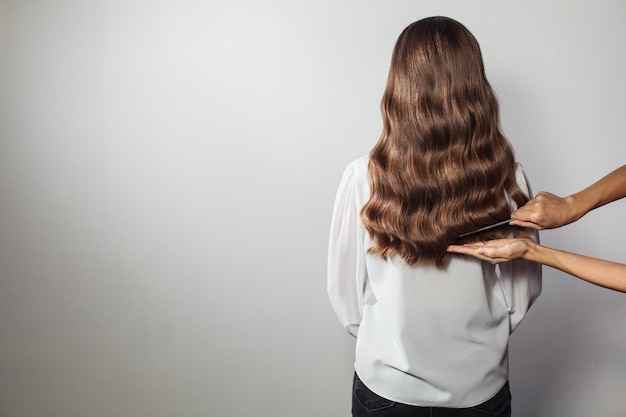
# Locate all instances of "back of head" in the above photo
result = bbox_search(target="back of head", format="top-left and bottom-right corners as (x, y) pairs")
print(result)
(361, 16), (529, 267)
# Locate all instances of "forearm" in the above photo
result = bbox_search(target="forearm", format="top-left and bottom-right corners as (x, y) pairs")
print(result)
(568, 165), (626, 219)
(524, 242), (626, 292)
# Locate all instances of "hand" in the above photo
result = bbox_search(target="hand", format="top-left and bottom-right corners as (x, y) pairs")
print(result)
(447, 239), (534, 264)
(509, 191), (580, 230)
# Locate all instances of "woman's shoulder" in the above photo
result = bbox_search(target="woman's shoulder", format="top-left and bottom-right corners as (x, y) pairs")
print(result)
(345, 155), (370, 175)
(514, 162), (532, 196)
(340, 155), (370, 184)
(339, 155), (371, 204)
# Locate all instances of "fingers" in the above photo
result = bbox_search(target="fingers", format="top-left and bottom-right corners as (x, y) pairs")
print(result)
(448, 239), (528, 264)
(446, 245), (477, 255)
(512, 202), (546, 223)
(447, 242), (487, 253)
(447, 244), (503, 263)
(510, 191), (567, 229)
(477, 246), (507, 259)
(509, 219), (545, 230)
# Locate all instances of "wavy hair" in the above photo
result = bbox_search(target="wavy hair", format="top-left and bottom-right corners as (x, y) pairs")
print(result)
(361, 16), (529, 267)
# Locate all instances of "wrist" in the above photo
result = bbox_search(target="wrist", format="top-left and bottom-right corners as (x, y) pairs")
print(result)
(565, 194), (589, 223)
(522, 239), (541, 262)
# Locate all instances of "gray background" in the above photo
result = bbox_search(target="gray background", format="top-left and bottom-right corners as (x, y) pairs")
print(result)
(1, 1), (625, 416)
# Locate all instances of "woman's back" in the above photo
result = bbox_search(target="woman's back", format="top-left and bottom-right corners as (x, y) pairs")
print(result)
(328, 155), (541, 407)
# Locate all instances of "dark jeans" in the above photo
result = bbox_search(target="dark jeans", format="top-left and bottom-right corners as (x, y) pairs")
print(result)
(352, 374), (511, 417)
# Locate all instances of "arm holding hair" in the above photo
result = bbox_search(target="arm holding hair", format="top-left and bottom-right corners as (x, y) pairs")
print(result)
(510, 165), (626, 230)
(448, 239), (626, 293)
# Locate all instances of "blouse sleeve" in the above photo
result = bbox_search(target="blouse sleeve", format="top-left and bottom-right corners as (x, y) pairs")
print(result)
(498, 164), (543, 332)
(327, 163), (366, 338)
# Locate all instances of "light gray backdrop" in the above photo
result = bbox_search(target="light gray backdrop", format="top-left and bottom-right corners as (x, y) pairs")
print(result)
(1, 1), (625, 416)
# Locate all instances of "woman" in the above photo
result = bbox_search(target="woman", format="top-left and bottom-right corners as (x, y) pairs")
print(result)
(448, 164), (626, 293)
(327, 17), (541, 416)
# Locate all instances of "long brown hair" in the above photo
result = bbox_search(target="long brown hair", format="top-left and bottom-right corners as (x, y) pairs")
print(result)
(361, 16), (529, 267)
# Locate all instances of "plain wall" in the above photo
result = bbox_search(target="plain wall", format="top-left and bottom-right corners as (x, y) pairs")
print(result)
(1, 1), (625, 416)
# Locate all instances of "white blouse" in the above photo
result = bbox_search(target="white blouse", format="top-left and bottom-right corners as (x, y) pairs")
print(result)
(327, 155), (542, 408)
